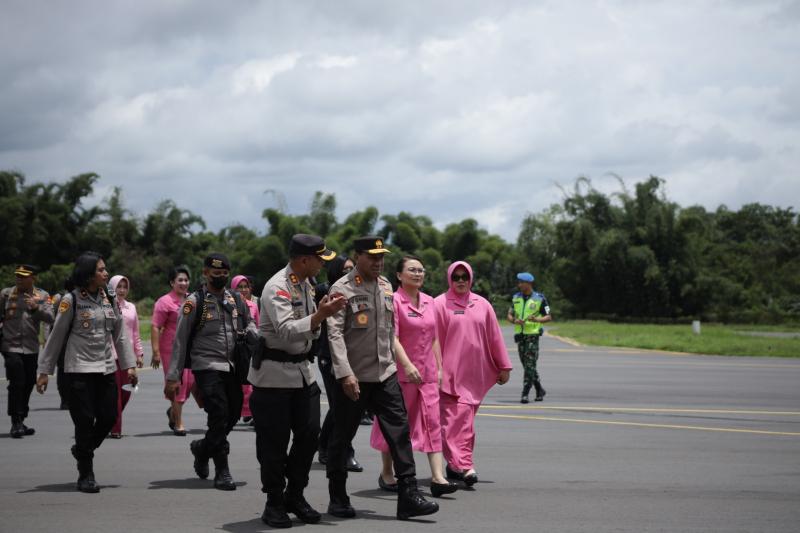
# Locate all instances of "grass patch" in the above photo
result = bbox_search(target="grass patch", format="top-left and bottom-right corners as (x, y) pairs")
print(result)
(139, 318), (152, 343)
(548, 320), (800, 358)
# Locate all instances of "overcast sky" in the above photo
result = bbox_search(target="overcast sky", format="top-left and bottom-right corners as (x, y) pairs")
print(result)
(2, 0), (798, 242)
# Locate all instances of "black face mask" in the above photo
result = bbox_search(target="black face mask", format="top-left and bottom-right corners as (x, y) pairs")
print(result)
(209, 275), (228, 290)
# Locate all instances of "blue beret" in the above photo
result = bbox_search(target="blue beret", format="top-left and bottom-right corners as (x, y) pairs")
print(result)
(517, 272), (534, 282)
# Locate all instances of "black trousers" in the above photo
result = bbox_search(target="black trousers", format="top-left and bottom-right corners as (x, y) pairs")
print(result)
(66, 372), (117, 460)
(251, 382), (320, 495)
(2, 351), (38, 422)
(326, 373), (415, 482)
(57, 349), (68, 406)
(193, 369), (242, 457)
(317, 358), (354, 457)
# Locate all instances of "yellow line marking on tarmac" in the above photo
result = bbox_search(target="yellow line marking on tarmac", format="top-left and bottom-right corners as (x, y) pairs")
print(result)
(479, 404), (800, 416)
(477, 412), (800, 436)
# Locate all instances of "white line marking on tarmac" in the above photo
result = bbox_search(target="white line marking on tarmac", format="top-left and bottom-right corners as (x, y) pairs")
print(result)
(480, 404), (800, 416)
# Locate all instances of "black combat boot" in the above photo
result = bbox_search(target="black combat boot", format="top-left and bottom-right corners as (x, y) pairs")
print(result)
(520, 383), (532, 404)
(72, 445), (100, 493)
(212, 451), (236, 491)
(285, 488), (321, 524)
(10, 419), (25, 438)
(327, 478), (355, 518)
(21, 423), (35, 436)
(190, 439), (209, 479)
(533, 380), (546, 402)
(397, 476), (439, 520)
(262, 491), (292, 528)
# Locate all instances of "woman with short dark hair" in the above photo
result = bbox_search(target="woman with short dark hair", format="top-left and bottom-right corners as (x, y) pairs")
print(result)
(35, 252), (139, 493)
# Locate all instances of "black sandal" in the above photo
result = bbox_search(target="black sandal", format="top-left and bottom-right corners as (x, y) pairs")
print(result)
(167, 407), (175, 431)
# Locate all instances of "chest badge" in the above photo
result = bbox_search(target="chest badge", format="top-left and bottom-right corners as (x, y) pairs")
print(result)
(356, 313), (369, 326)
(354, 275), (362, 286)
(82, 321), (90, 329)
(182, 301), (194, 315)
(59, 300), (70, 314)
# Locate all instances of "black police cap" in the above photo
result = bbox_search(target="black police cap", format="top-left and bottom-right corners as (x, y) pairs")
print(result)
(204, 253), (231, 270)
(15, 264), (38, 277)
(289, 234), (336, 260)
(353, 235), (391, 254)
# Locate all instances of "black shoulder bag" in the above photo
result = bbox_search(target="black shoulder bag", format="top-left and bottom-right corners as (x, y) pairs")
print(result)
(231, 291), (256, 384)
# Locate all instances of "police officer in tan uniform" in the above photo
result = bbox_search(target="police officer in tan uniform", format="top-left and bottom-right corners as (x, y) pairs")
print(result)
(1, 264), (54, 438)
(36, 252), (138, 493)
(166, 253), (258, 491)
(250, 234), (347, 528)
(326, 236), (439, 521)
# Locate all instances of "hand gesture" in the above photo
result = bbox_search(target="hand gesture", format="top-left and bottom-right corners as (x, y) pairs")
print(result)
(23, 293), (39, 311)
(318, 293), (347, 319)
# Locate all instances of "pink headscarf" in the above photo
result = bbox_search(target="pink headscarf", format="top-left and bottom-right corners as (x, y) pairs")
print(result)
(108, 275), (129, 302)
(445, 260), (474, 306)
(230, 275), (249, 290)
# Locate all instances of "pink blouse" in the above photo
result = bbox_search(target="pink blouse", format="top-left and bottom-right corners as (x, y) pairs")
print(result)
(112, 299), (143, 360)
(394, 287), (438, 383)
(434, 291), (512, 405)
(152, 291), (183, 357)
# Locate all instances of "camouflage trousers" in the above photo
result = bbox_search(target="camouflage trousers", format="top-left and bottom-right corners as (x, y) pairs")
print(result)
(516, 335), (541, 388)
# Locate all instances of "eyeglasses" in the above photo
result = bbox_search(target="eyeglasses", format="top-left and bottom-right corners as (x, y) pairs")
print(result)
(451, 273), (470, 282)
(406, 267), (426, 275)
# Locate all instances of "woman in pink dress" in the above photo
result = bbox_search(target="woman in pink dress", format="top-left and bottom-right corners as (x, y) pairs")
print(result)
(151, 265), (198, 436)
(230, 275), (259, 425)
(370, 256), (458, 497)
(434, 261), (512, 486)
(108, 275), (145, 439)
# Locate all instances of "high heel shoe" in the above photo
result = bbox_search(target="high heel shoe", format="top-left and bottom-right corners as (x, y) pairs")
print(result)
(378, 475), (398, 492)
(463, 471), (478, 487)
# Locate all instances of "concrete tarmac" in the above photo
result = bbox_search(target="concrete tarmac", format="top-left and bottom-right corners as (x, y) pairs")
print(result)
(2, 327), (799, 532)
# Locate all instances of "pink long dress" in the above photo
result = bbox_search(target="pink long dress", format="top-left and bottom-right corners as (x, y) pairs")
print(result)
(109, 275), (144, 435)
(370, 287), (442, 453)
(152, 291), (195, 402)
(434, 261), (512, 471)
(240, 298), (259, 418)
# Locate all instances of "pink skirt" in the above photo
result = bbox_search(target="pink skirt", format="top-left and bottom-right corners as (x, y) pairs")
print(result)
(159, 350), (196, 403)
(370, 381), (442, 453)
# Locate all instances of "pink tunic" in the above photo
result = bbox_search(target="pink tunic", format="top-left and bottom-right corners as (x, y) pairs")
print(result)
(370, 287), (442, 453)
(434, 266), (512, 406)
(152, 291), (195, 402)
(108, 275), (144, 435)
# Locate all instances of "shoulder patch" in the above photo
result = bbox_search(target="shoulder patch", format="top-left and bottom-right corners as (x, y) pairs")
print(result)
(182, 301), (194, 315)
(59, 300), (70, 314)
(276, 289), (291, 300)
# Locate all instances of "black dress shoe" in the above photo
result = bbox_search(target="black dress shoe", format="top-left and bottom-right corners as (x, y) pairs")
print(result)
(463, 471), (478, 487)
(445, 465), (464, 481)
(285, 494), (321, 524)
(378, 475), (398, 492)
(327, 499), (356, 518)
(346, 455), (363, 472)
(262, 502), (292, 528)
(430, 480), (458, 497)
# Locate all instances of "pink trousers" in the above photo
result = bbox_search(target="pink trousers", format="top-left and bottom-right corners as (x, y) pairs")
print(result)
(112, 361), (132, 435)
(241, 385), (252, 418)
(439, 391), (479, 471)
(370, 381), (442, 453)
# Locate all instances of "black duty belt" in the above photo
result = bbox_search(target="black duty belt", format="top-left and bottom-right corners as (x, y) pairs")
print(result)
(262, 347), (312, 364)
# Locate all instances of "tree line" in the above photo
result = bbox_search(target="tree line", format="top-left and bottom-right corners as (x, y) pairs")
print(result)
(1, 171), (798, 323)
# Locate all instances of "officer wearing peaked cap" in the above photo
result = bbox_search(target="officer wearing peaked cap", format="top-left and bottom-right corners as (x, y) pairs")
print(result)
(325, 235), (439, 520)
(166, 252), (259, 491)
(1, 264), (54, 438)
(250, 234), (348, 528)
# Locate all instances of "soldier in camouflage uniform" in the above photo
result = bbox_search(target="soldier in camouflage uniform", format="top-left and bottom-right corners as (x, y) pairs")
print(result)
(507, 272), (552, 403)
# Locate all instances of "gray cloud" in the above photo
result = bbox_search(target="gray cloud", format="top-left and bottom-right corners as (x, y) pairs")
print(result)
(2, 0), (798, 241)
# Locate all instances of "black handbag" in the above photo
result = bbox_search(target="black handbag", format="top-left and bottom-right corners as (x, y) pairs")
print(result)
(231, 292), (257, 385)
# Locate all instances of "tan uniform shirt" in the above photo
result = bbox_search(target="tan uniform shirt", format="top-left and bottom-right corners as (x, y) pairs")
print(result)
(248, 264), (319, 388)
(0, 286), (54, 353)
(326, 270), (396, 383)
(38, 289), (135, 375)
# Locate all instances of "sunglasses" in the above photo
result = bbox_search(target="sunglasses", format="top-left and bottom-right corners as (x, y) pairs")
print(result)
(451, 273), (470, 282)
